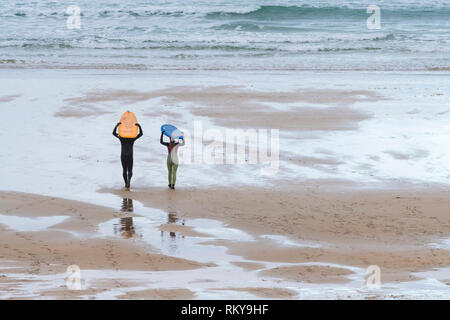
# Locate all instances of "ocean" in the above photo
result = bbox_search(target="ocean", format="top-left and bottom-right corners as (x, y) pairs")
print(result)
(1, 0), (449, 70)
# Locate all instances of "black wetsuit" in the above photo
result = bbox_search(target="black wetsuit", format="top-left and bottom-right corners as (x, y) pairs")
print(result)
(113, 123), (143, 187)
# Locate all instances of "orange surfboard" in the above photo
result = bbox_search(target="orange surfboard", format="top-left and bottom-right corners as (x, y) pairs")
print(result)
(118, 111), (138, 138)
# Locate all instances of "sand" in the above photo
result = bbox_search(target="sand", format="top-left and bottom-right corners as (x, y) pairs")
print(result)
(55, 86), (379, 131)
(210, 287), (298, 299)
(259, 265), (353, 283)
(117, 288), (195, 300)
(0, 94), (21, 103)
(1, 70), (449, 299)
(105, 186), (450, 247)
(1, 184), (449, 299)
(0, 192), (213, 276)
(103, 185), (450, 285)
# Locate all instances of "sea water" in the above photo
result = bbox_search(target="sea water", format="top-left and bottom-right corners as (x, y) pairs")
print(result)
(0, 0), (449, 70)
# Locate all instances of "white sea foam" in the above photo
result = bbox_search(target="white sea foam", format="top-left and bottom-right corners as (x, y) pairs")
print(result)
(0, 0), (449, 70)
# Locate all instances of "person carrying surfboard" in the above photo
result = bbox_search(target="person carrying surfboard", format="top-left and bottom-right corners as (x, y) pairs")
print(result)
(160, 127), (184, 190)
(112, 119), (143, 190)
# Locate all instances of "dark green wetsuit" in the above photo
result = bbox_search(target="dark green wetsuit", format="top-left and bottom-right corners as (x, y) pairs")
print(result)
(160, 132), (185, 188)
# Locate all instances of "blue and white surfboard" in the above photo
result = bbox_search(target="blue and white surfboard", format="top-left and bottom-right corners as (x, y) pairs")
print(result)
(161, 124), (184, 139)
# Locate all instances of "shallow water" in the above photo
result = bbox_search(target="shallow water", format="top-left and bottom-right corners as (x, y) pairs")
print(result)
(1, 69), (449, 207)
(0, 69), (448, 299)
(1, 195), (449, 299)
(2, 260), (449, 299)
(98, 197), (254, 264)
(428, 238), (450, 250)
(259, 235), (322, 248)
(93, 197), (450, 299)
(0, 214), (68, 232)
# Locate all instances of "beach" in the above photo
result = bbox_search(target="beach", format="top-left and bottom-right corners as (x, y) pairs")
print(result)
(0, 69), (449, 299)
(1, 185), (449, 299)
(1, 0), (450, 300)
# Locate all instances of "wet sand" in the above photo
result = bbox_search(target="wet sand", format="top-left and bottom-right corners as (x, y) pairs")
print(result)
(0, 192), (213, 299)
(1, 184), (449, 299)
(1, 70), (449, 299)
(56, 86), (379, 131)
(106, 186), (450, 247)
(106, 185), (450, 285)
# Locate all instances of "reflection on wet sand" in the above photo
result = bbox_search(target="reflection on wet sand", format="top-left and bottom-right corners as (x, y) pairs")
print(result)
(98, 198), (257, 263)
(163, 211), (185, 239)
(106, 199), (193, 254)
(160, 211), (187, 255)
(114, 198), (137, 239)
(115, 217), (136, 239)
(121, 198), (133, 212)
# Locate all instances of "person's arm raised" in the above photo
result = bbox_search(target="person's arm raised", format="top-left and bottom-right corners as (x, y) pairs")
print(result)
(112, 122), (120, 138)
(135, 123), (143, 140)
(160, 131), (169, 147)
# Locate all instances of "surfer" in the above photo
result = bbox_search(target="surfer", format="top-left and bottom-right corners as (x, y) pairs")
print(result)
(112, 122), (143, 190)
(160, 132), (185, 189)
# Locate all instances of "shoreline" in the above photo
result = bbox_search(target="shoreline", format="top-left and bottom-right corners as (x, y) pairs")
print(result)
(2, 65), (450, 73)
